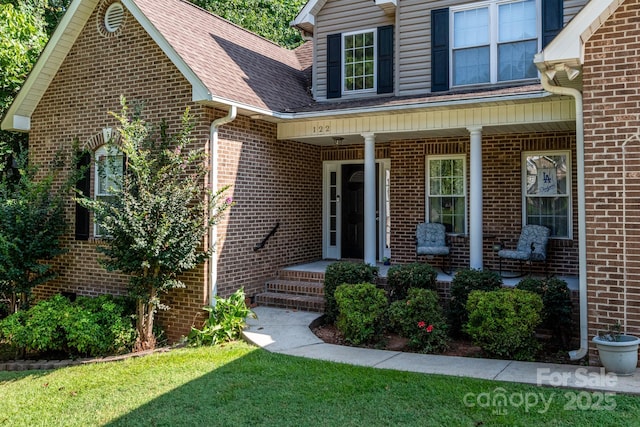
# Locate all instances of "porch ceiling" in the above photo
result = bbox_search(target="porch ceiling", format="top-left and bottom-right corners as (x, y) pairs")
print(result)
(277, 96), (576, 146)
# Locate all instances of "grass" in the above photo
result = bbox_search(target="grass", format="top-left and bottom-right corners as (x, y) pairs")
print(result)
(1, 342), (639, 426)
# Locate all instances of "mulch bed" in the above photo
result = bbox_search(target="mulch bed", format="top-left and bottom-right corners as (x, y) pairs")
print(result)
(312, 322), (579, 364)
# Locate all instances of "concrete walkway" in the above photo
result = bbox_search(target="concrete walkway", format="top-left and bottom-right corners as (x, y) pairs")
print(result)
(243, 306), (640, 395)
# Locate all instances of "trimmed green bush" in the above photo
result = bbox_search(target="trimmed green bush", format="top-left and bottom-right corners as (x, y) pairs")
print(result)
(0, 294), (136, 357)
(388, 288), (448, 353)
(465, 288), (543, 361)
(448, 268), (502, 337)
(516, 277), (573, 344)
(386, 263), (438, 301)
(335, 283), (387, 345)
(324, 262), (378, 323)
(188, 287), (256, 346)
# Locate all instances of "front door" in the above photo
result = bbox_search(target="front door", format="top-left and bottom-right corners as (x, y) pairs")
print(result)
(341, 164), (366, 259)
(323, 161), (389, 261)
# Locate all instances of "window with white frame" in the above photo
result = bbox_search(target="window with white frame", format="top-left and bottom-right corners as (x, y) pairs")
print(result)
(94, 145), (124, 237)
(523, 151), (571, 238)
(343, 29), (376, 93)
(451, 0), (539, 86)
(426, 156), (466, 234)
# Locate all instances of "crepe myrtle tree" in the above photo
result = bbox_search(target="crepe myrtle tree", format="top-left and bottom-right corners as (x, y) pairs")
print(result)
(79, 98), (232, 351)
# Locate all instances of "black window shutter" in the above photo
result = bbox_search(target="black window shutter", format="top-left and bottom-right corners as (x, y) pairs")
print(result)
(431, 8), (449, 92)
(75, 152), (91, 240)
(327, 33), (342, 99)
(377, 25), (394, 94)
(542, 0), (563, 47)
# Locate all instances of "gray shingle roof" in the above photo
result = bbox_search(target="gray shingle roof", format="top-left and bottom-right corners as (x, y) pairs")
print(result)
(134, 0), (314, 112)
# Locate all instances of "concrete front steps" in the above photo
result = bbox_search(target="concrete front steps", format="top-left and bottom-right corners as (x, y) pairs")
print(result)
(254, 269), (326, 312)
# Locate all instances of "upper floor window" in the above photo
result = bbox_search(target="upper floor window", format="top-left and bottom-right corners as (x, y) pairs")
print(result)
(343, 30), (376, 93)
(451, 0), (539, 87)
(426, 155), (466, 234)
(522, 151), (571, 238)
(94, 145), (124, 237)
(326, 26), (394, 99)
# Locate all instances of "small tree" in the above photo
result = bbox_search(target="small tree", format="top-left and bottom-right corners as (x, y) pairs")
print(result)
(79, 99), (232, 350)
(0, 152), (67, 314)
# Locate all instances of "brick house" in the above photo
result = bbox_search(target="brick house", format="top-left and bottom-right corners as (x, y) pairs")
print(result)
(2, 0), (637, 364)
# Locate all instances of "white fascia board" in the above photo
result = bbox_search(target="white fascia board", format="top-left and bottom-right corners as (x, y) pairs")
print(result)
(11, 115), (31, 132)
(204, 90), (553, 123)
(122, 0), (211, 102)
(535, 0), (622, 66)
(1, 0), (97, 132)
(291, 0), (327, 31)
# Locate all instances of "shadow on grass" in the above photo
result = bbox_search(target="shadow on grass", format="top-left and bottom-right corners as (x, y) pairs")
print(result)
(102, 347), (640, 427)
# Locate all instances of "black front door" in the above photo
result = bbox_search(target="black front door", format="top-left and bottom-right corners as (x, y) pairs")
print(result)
(341, 164), (378, 259)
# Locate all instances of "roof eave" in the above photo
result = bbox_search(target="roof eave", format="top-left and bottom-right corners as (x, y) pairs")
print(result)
(1, 0), (212, 133)
(535, 0), (624, 68)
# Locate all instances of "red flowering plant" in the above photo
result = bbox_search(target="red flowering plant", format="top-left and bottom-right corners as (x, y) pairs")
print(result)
(388, 288), (449, 353)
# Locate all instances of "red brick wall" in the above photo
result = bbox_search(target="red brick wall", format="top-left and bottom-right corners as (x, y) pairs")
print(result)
(26, 5), (322, 341)
(583, 0), (640, 364)
(214, 112), (323, 299)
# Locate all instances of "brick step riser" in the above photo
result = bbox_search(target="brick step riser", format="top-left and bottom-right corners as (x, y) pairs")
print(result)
(255, 292), (325, 313)
(265, 280), (325, 297)
(277, 270), (325, 284)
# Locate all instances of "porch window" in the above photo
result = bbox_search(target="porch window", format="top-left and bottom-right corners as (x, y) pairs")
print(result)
(426, 155), (466, 234)
(94, 145), (124, 237)
(451, 0), (539, 86)
(523, 151), (571, 238)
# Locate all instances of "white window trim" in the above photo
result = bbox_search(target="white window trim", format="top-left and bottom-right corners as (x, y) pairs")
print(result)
(341, 28), (377, 95)
(425, 154), (467, 235)
(94, 145), (123, 237)
(521, 150), (572, 239)
(449, 0), (541, 88)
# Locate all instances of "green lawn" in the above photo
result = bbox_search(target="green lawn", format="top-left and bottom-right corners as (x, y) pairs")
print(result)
(1, 342), (639, 426)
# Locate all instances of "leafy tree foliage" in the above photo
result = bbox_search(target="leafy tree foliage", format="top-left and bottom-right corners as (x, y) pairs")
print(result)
(190, 0), (307, 48)
(79, 98), (232, 351)
(0, 2), (49, 173)
(0, 151), (67, 314)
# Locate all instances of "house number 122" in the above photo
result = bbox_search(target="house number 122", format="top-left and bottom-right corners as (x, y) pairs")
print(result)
(312, 125), (330, 134)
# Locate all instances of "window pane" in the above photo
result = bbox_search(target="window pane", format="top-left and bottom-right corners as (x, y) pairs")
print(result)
(525, 154), (568, 196)
(97, 154), (123, 195)
(453, 46), (490, 85)
(454, 7), (489, 48)
(343, 31), (375, 92)
(498, 40), (538, 81)
(428, 158), (465, 233)
(499, 0), (537, 43)
(526, 196), (569, 237)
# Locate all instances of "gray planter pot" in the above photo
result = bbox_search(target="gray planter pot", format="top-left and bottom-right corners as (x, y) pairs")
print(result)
(593, 334), (640, 376)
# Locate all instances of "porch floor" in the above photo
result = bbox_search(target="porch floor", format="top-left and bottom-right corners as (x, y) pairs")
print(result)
(283, 260), (579, 290)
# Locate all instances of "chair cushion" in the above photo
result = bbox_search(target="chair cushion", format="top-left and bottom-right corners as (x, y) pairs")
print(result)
(497, 249), (530, 261)
(417, 246), (450, 256)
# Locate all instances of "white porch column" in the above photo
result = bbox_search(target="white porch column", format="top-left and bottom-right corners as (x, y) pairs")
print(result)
(362, 132), (377, 266)
(468, 126), (483, 270)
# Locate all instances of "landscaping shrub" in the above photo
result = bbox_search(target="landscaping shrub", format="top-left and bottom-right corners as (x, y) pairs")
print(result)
(334, 283), (387, 345)
(388, 288), (448, 353)
(448, 268), (502, 337)
(324, 262), (378, 323)
(188, 288), (256, 346)
(516, 277), (573, 344)
(0, 294), (136, 357)
(386, 263), (438, 301)
(465, 288), (543, 361)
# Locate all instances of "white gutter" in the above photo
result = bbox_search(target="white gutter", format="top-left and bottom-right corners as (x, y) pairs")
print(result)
(538, 71), (587, 361)
(208, 106), (237, 305)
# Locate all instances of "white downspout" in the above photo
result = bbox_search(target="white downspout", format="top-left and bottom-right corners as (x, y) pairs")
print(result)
(209, 106), (237, 305)
(539, 71), (587, 361)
